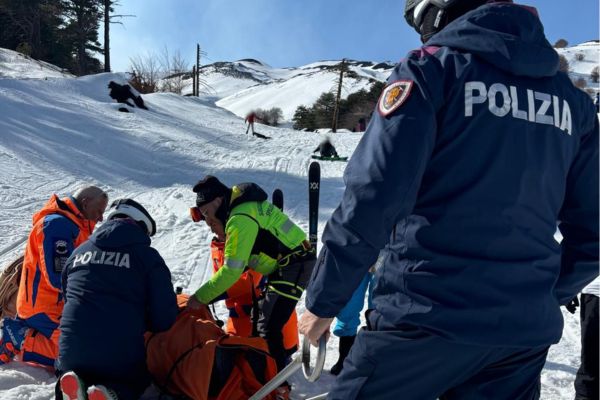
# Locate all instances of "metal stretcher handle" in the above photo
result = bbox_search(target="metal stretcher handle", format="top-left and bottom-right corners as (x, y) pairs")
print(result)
(249, 335), (327, 400)
(302, 334), (326, 382)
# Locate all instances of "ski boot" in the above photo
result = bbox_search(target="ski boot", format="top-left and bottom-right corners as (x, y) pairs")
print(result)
(59, 371), (86, 400)
(87, 385), (119, 400)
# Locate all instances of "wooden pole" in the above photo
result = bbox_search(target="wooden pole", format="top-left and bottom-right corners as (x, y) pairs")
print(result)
(332, 59), (345, 133)
(192, 65), (196, 96)
(196, 44), (201, 96)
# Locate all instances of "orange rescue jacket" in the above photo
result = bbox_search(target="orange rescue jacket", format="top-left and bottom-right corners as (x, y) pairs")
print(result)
(16, 195), (95, 335)
(146, 295), (277, 400)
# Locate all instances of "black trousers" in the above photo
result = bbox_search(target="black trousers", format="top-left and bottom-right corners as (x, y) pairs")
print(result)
(574, 293), (599, 400)
(257, 257), (315, 372)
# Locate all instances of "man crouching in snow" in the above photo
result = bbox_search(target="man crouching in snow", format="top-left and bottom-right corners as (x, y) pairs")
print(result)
(0, 186), (108, 368)
(56, 199), (178, 400)
(300, 1), (599, 399)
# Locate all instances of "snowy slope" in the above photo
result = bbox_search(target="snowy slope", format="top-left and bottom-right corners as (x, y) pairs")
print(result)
(0, 48), (593, 399)
(179, 41), (600, 123)
(0, 71), (359, 399)
(0, 48), (72, 79)
(184, 59), (393, 122)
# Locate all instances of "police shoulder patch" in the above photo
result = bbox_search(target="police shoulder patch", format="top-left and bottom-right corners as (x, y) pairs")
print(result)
(378, 80), (414, 117)
(55, 240), (68, 255)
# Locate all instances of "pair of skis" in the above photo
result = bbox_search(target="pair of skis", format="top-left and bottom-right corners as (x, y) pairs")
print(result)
(271, 161), (321, 250)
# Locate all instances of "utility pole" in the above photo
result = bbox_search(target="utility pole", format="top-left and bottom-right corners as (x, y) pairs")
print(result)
(104, 0), (111, 72)
(196, 44), (201, 97)
(332, 59), (346, 133)
(192, 65), (196, 96)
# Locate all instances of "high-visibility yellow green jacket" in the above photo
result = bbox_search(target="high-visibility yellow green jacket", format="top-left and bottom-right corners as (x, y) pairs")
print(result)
(194, 183), (307, 304)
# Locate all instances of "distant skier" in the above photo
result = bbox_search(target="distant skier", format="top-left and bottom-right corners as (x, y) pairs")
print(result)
(313, 136), (339, 158)
(245, 111), (259, 135)
(300, 1), (599, 399)
(188, 176), (315, 400)
(56, 199), (178, 400)
(0, 186), (108, 368)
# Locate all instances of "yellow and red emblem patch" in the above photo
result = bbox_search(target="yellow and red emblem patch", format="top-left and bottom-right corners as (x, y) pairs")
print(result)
(378, 80), (413, 117)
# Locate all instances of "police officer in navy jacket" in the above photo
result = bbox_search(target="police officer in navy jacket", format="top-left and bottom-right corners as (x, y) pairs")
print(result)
(299, 1), (599, 399)
(57, 199), (178, 400)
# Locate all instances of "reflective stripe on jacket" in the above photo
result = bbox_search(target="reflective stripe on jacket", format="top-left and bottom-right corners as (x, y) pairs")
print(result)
(196, 187), (307, 304)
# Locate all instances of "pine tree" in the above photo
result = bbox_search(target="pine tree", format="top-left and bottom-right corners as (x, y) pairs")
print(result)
(0, 0), (66, 61)
(63, 0), (103, 75)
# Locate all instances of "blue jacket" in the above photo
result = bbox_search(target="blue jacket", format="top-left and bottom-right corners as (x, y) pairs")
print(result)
(57, 219), (178, 377)
(306, 3), (599, 347)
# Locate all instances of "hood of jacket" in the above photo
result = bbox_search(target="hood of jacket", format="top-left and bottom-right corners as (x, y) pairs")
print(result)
(32, 194), (95, 235)
(427, 3), (558, 78)
(228, 183), (269, 211)
(90, 219), (150, 249)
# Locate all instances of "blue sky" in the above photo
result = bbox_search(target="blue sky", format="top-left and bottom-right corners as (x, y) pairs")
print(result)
(108, 1), (599, 72)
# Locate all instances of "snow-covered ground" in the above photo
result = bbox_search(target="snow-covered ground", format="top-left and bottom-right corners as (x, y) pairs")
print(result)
(0, 43), (597, 399)
(556, 41), (600, 92)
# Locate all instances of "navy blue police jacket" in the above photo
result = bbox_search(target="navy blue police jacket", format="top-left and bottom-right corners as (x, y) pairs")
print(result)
(306, 3), (599, 347)
(57, 219), (178, 376)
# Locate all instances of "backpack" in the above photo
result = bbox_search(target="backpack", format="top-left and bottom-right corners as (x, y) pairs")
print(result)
(0, 255), (23, 320)
(145, 295), (277, 400)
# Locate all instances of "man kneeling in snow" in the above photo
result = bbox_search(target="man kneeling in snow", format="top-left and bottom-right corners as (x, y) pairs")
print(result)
(56, 199), (178, 400)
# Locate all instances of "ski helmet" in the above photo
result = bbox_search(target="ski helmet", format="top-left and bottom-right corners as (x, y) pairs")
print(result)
(106, 198), (157, 236)
(404, 0), (510, 39)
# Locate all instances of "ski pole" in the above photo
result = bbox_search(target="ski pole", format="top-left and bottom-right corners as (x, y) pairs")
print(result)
(248, 335), (327, 400)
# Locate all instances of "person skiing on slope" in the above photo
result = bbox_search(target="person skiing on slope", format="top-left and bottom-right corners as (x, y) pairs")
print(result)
(56, 199), (178, 400)
(245, 111), (260, 135)
(299, 1), (599, 399)
(188, 176), (315, 400)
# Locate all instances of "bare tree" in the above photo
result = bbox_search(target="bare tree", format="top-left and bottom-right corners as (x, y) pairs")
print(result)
(573, 77), (587, 90)
(159, 46), (189, 95)
(129, 52), (159, 93)
(554, 39), (568, 48)
(591, 66), (599, 83)
(100, 0), (133, 72)
(558, 55), (570, 73)
(102, 0), (111, 72)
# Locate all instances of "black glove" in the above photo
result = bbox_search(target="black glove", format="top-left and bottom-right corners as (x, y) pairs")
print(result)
(565, 296), (579, 314)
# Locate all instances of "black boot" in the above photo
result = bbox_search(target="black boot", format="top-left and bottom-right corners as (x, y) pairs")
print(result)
(330, 335), (356, 375)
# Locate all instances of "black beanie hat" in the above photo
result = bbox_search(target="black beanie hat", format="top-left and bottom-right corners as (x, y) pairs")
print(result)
(193, 176), (230, 207)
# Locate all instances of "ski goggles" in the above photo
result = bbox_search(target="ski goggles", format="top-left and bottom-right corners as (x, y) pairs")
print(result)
(189, 206), (205, 222)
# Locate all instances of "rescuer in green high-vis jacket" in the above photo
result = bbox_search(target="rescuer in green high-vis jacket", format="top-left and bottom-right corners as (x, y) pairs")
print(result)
(187, 175), (315, 388)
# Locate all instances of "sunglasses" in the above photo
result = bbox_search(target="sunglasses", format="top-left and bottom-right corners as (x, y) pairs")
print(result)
(189, 206), (205, 222)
